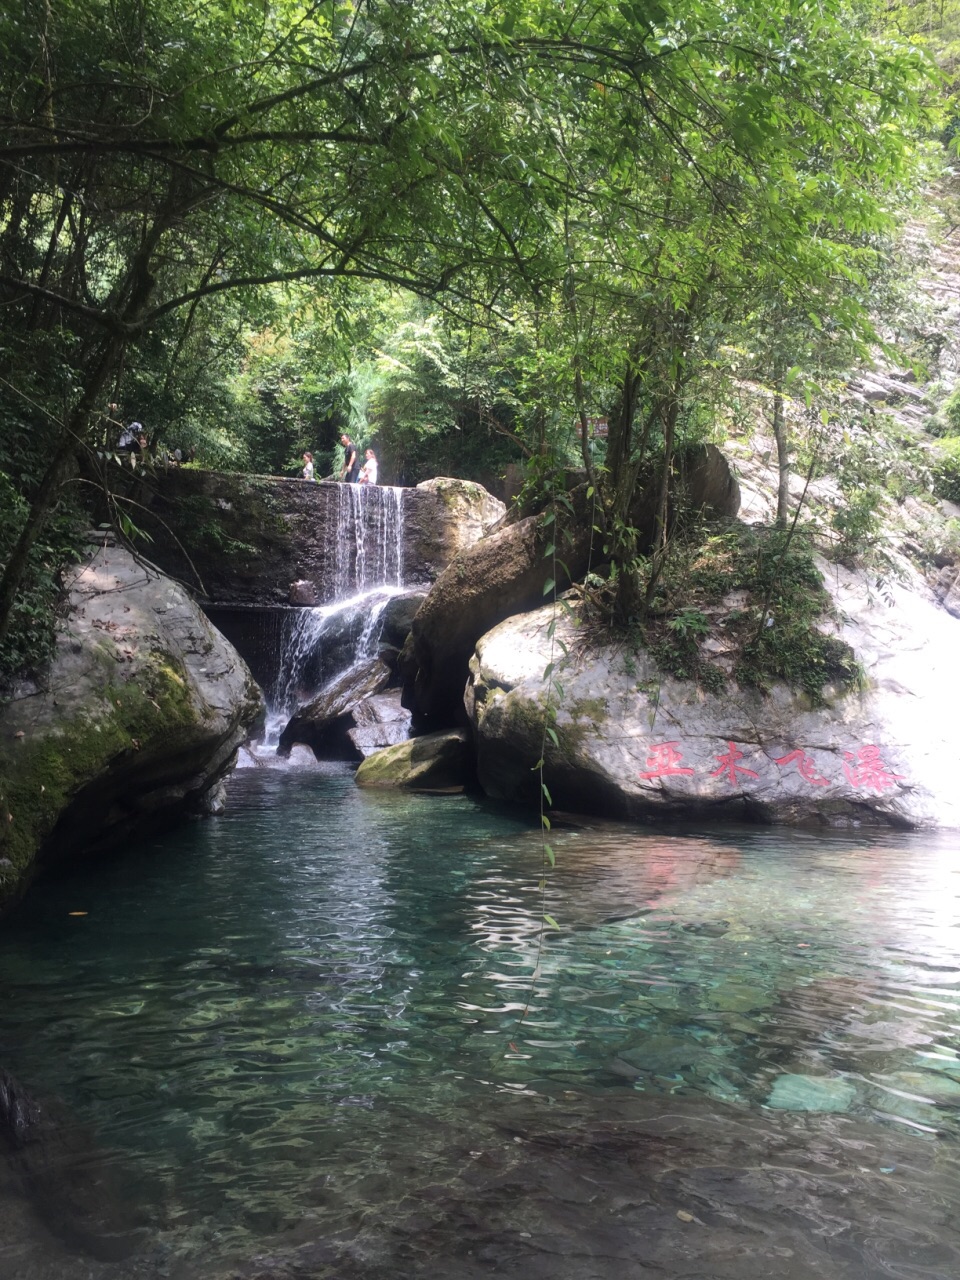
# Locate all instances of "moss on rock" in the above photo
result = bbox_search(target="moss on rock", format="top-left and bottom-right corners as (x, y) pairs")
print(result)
(355, 731), (474, 791)
(0, 649), (201, 894)
(0, 546), (264, 912)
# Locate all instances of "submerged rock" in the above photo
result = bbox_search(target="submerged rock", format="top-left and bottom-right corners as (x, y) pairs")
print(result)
(874, 1070), (960, 1104)
(618, 1036), (703, 1075)
(0, 1068), (146, 1259)
(765, 1074), (857, 1112)
(702, 983), (774, 1014)
(0, 544), (264, 912)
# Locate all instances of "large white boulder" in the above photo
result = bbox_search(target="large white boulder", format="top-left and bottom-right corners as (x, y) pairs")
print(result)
(465, 559), (960, 828)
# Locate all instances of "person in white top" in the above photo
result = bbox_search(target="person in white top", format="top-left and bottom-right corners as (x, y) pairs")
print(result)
(302, 451), (315, 481)
(358, 448), (378, 485)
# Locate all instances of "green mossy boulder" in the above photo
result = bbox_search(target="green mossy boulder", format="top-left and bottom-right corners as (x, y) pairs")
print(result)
(354, 730), (474, 791)
(0, 541), (264, 914)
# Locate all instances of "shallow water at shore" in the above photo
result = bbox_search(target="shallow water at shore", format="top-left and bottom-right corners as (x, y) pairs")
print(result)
(0, 764), (958, 1278)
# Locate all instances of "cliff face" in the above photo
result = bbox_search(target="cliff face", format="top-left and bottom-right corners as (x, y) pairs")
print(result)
(0, 540), (264, 913)
(135, 470), (505, 605)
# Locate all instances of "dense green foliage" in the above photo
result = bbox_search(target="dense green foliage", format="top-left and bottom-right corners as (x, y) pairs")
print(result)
(0, 0), (944, 678)
(934, 435), (960, 501)
(585, 523), (863, 703)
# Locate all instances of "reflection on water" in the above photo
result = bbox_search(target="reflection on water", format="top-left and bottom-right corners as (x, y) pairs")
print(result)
(0, 766), (959, 1279)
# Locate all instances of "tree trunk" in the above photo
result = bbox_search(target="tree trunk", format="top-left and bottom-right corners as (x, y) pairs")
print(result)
(0, 176), (188, 648)
(0, 335), (123, 645)
(642, 393), (680, 613)
(773, 383), (790, 527)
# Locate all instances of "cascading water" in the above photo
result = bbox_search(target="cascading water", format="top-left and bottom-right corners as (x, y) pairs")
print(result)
(332, 483), (405, 598)
(244, 484), (409, 759)
(260, 588), (404, 746)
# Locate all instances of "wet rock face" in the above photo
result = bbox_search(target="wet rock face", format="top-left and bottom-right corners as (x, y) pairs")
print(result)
(0, 544), (264, 911)
(380, 590), (428, 649)
(278, 657), (391, 757)
(465, 555), (960, 828)
(288, 579), (318, 605)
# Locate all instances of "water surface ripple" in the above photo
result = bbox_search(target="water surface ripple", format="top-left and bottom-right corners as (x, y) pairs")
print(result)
(1, 765), (959, 1279)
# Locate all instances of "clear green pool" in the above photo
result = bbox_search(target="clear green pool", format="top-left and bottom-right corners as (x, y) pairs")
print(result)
(1, 764), (959, 1279)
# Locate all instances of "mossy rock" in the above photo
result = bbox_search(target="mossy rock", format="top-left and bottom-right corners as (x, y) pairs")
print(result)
(355, 730), (474, 791)
(0, 546), (264, 912)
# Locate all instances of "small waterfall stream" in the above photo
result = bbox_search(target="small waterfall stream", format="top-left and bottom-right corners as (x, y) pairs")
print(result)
(245, 485), (410, 758)
(262, 587), (404, 747)
(332, 484), (406, 598)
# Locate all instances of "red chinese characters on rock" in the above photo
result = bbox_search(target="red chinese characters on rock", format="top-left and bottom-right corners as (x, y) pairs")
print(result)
(634, 739), (908, 793)
(709, 741), (759, 787)
(774, 748), (830, 787)
(638, 741), (695, 779)
(842, 745), (905, 793)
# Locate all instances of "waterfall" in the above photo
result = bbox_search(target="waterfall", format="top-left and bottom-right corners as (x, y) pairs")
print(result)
(332, 484), (405, 598)
(261, 588), (402, 746)
(243, 483), (410, 760)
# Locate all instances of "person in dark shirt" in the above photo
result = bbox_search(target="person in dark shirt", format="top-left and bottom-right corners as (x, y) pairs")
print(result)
(339, 434), (360, 483)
